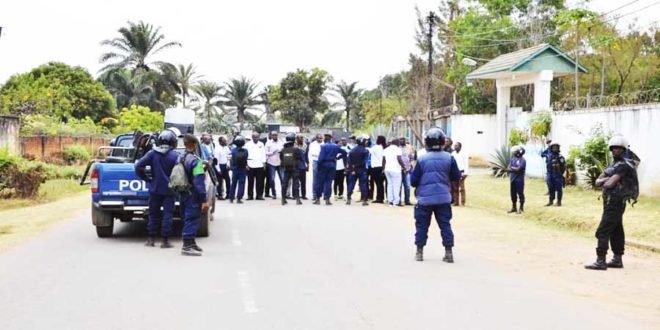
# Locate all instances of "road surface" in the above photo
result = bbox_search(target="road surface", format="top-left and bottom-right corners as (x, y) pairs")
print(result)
(0, 197), (656, 329)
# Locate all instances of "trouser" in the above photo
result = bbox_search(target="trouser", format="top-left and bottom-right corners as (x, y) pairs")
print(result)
(370, 167), (385, 202)
(451, 176), (466, 205)
(247, 167), (265, 199)
(180, 193), (201, 240)
(267, 164), (282, 197)
(282, 169), (300, 199)
(347, 170), (368, 201)
(401, 172), (411, 204)
(414, 203), (454, 247)
(312, 160), (319, 199)
(229, 168), (247, 200)
(385, 170), (402, 205)
(217, 164), (231, 198)
(546, 174), (564, 202)
(595, 197), (626, 256)
(298, 169), (307, 198)
(510, 178), (525, 206)
(315, 166), (336, 200)
(334, 170), (345, 196)
(147, 193), (175, 237)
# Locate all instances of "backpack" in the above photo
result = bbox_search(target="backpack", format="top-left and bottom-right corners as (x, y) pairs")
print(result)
(169, 153), (192, 193)
(234, 148), (248, 168)
(281, 147), (298, 170)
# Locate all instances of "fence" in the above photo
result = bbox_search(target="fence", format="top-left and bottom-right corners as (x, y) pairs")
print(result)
(21, 136), (111, 162)
(0, 116), (20, 154)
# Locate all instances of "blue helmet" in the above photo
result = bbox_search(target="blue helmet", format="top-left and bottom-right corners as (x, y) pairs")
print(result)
(424, 128), (446, 150)
(233, 135), (246, 147)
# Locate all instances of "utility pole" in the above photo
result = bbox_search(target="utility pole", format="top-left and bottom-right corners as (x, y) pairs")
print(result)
(426, 11), (437, 117)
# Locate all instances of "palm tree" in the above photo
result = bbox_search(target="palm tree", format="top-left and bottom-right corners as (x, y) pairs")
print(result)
(334, 81), (362, 131)
(161, 63), (200, 107)
(221, 77), (262, 131)
(99, 21), (181, 73)
(192, 81), (224, 132)
(98, 69), (157, 109)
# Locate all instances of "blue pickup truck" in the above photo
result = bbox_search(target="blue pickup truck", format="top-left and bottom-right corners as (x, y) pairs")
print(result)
(80, 132), (216, 238)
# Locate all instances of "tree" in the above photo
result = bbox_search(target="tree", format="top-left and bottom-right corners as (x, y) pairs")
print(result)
(269, 68), (332, 131)
(333, 81), (362, 131)
(114, 105), (163, 133)
(0, 62), (116, 122)
(99, 21), (181, 73)
(221, 77), (262, 131)
(192, 81), (224, 132)
(98, 69), (156, 109)
(162, 63), (200, 107)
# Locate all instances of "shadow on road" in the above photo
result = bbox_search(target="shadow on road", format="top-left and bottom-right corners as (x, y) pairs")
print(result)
(111, 220), (185, 242)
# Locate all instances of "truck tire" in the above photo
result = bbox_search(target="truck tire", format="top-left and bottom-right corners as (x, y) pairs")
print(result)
(96, 225), (114, 238)
(197, 207), (211, 237)
(92, 207), (114, 238)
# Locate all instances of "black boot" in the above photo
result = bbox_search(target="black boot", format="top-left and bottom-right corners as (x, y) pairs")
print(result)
(443, 247), (454, 263)
(606, 254), (623, 268)
(507, 204), (517, 213)
(415, 246), (423, 262)
(517, 203), (524, 214)
(160, 237), (173, 249)
(145, 237), (155, 247)
(585, 255), (607, 270)
(362, 199), (369, 206)
(325, 199), (332, 206)
(556, 199), (562, 207)
(281, 198), (287, 205)
(181, 239), (201, 256)
(296, 198), (303, 205)
(312, 199), (320, 205)
(346, 198), (351, 205)
(544, 199), (553, 207)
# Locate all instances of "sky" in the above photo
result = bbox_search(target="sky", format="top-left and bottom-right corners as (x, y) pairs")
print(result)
(0, 0), (657, 91)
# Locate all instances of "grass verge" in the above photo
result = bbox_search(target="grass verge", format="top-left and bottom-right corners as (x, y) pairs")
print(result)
(0, 179), (88, 211)
(466, 174), (660, 249)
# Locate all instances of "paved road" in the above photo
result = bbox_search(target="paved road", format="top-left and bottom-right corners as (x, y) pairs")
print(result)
(0, 198), (646, 330)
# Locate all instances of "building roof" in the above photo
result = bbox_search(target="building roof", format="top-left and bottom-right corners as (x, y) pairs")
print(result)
(466, 43), (588, 80)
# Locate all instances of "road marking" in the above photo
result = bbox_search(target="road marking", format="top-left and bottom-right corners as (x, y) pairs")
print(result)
(237, 271), (259, 314)
(232, 229), (242, 247)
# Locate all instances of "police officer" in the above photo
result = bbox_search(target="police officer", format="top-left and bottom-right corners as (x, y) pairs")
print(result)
(179, 134), (209, 256)
(544, 141), (566, 207)
(135, 128), (180, 248)
(411, 128), (461, 262)
(507, 146), (526, 214)
(314, 134), (348, 205)
(585, 135), (639, 270)
(346, 135), (370, 206)
(280, 133), (304, 206)
(229, 135), (248, 204)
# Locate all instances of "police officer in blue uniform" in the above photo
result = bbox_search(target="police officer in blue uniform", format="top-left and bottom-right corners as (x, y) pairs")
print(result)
(135, 128), (179, 248)
(346, 135), (370, 206)
(507, 146), (527, 214)
(179, 134), (209, 256)
(544, 141), (566, 207)
(313, 134), (348, 205)
(410, 128), (461, 262)
(229, 135), (248, 204)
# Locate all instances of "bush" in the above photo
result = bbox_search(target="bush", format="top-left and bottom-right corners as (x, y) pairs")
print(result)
(529, 111), (552, 139)
(509, 128), (529, 146)
(113, 105), (163, 134)
(20, 114), (109, 136)
(0, 148), (20, 191)
(0, 154), (47, 199)
(574, 124), (611, 188)
(489, 145), (512, 178)
(62, 145), (91, 165)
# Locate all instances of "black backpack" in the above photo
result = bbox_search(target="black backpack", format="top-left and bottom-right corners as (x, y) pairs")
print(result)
(280, 147), (298, 170)
(234, 148), (248, 168)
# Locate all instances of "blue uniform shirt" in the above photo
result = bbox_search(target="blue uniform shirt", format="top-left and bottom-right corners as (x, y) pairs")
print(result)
(318, 143), (347, 169)
(509, 156), (526, 181)
(135, 149), (178, 195)
(182, 152), (208, 203)
(410, 150), (460, 205)
(347, 145), (369, 173)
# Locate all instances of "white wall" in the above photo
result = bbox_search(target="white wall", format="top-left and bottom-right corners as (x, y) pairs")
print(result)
(449, 114), (498, 162)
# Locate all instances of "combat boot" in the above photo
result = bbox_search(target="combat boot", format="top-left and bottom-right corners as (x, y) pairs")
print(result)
(282, 198), (288, 205)
(312, 199), (320, 205)
(443, 247), (454, 263)
(346, 198), (351, 205)
(181, 239), (201, 256)
(362, 200), (369, 206)
(544, 199), (554, 207)
(145, 237), (155, 247)
(556, 199), (562, 207)
(296, 198), (303, 205)
(415, 246), (424, 262)
(606, 254), (623, 268)
(160, 237), (173, 249)
(584, 255), (607, 270)
(517, 203), (525, 214)
(507, 204), (517, 214)
(325, 199), (332, 206)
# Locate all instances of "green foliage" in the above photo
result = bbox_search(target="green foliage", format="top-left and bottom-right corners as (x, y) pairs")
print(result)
(508, 128), (529, 146)
(113, 105), (163, 134)
(221, 77), (262, 131)
(62, 145), (91, 165)
(489, 145), (512, 178)
(333, 81), (363, 131)
(0, 62), (116, 122)
(20, 115), (106, 136)
(573, 125), (611, 188)
(0, 151), (47, 199)
(529, 112), (552, 138)
(269, 68), (332, 131)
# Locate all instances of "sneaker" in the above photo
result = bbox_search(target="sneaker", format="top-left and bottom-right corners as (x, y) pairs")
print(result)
(372, 200), (384, 204)
(405, 202), (414, 206)
(181, 245), (202, 256)
(144, 237), (155, 247)
(191, 241), (203, 252)
(362, 200), (369, 206)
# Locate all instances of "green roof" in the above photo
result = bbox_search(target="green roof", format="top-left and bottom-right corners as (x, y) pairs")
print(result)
(466, 43), (588, 80)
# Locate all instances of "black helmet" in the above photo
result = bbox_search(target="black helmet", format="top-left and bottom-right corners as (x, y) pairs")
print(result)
(285, 132), (296, 142)
(424, 128), (446, 150)
(234, 135), (246, 147)
(356, 136), (365, 145)
(154, 129), (178, 153)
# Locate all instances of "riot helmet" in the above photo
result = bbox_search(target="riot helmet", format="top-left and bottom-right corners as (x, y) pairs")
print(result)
(234, 135), (246, 148)
(154, 129), (178, 153)
(424, 128), (446, 151)
(285, 132), (296, 143)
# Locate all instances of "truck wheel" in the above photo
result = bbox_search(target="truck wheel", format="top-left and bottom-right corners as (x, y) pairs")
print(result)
(197, 207), (210, 237)
(92, 207), (114, 238)
(96, 225), (114, 238)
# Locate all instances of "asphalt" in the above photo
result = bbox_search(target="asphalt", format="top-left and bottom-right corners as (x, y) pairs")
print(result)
(0, 196), (646, 330)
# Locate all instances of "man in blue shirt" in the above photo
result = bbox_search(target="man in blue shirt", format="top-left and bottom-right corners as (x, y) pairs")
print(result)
(410, 128), (461, 263)
(508, 146), (527, 214)
(135, 129), (179, 248)
(346, 135), (370, 206)
(313, 134), (347, 205)
(179, 134), (209, 256)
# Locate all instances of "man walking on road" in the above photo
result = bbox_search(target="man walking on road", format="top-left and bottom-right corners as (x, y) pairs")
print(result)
(411, 128), (461, 262)
(314, 134), (347, 205)
(585, 135), (639, 270)
(452, 142), (469, 206)
(383, 138), (406, 207)
(134, 128), (179, 248)
(179, 134), (209, 256)
(246, 132), (266, 201)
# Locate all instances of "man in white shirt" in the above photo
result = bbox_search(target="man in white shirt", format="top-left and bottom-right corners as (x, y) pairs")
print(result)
(265, 131), (283, 199)
(368, 136), (386, 203)
(245, 132), (266, 200)
(382, 138), (406, 206)
(308, 133), (324, 200)
(452, 141), (469, 206)
(213, 136), (231, 200)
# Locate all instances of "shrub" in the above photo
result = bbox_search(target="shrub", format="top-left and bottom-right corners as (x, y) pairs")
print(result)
(0, 157), (47, 199)
(574, 124), (611, 188)
(489, 145), (512, 178)
(529, 111), (552, 139)
(509, 128), (529, 146)
(0, 148), (20, 191)
(62, 145), (91, 165)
